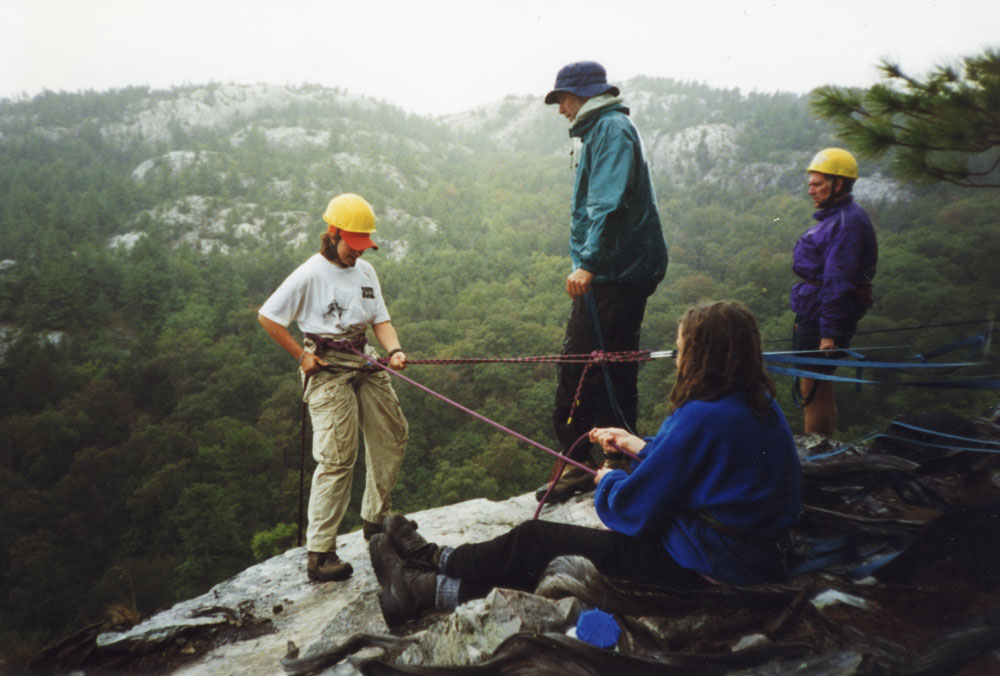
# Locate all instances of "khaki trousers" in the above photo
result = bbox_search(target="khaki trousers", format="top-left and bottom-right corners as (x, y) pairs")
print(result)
(303, 336), (408, 553)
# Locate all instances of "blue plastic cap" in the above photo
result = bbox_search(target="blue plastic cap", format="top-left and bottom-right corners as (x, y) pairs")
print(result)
(575, 608), (620, 649)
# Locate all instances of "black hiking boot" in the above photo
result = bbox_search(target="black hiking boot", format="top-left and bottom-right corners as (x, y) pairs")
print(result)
(369, 534), (437, 628)
(384, 514), (440, 570)
(362, 519), (383, 541)
(306, 551), (353, 582)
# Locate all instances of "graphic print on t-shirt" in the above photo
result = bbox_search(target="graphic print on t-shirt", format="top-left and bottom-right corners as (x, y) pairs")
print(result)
(324, 299), (346, 321)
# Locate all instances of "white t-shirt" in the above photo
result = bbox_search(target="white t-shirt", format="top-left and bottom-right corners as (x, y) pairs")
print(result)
(259, 254), (390, 335)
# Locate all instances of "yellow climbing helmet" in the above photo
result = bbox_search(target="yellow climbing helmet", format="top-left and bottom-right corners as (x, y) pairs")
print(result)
(323, 193), (376, 233)
(807, 148), (859, 179)
(322, 193), (378, 251)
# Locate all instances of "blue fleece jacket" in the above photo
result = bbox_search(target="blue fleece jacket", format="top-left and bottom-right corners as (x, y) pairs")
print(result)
(593, 394), (803, 585)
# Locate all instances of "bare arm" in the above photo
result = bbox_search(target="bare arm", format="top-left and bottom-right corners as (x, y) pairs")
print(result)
(258, 313), (328, 375)
(372, 321), (407, 370)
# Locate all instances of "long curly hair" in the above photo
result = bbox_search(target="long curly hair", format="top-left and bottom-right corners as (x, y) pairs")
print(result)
(320, 230), (343, 264)
(669, 301), (776, 419)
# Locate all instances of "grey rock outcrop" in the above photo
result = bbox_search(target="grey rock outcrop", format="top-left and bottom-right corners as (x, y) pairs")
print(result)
(93, 493), (600, 676)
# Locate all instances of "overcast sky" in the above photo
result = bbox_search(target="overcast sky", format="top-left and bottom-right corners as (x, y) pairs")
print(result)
(2, 0), (998, 117)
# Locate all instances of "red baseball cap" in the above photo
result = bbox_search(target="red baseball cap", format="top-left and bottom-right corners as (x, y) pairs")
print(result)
(331, 226), (378, 251)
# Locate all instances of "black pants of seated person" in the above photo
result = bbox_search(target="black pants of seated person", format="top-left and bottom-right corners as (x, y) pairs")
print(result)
(441, 519), (711, 602)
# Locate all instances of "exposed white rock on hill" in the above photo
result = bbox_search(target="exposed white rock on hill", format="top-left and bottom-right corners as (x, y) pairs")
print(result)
(131, 151), (221, 182)
(332, 152), (424, 191)
(647, 123), (741, 181)
(100, 85), (377, 146)
(108, 197), (313, 254)
(261, 127), (332, 149)
(855, 173), (915, 204)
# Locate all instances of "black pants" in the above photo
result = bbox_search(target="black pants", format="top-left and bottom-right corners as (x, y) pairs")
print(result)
(443, 520), (709, 602)
(792, 314), (857, 374)
(552, 282), (657, 464)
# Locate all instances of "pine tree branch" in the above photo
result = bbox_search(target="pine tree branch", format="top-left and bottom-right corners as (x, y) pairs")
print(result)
(811, 48), (1000, 187)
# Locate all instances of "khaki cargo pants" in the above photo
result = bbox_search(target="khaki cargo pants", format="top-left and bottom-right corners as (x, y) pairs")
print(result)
(302, 335), (409, 553)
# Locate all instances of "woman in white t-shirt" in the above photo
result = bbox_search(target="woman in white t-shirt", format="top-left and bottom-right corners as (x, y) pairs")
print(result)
(259, 193), (409, 583)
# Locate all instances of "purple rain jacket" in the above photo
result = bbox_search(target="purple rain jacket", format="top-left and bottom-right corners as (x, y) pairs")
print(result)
(790, 196), (878, 339)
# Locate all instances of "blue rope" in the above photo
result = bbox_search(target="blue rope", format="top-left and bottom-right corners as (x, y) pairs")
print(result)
(869, 433), (1000, 455)
(764, 354), (983, 369)
(887, 420), (1000, 447)
(767, 364), (1000, 389)
(801, 421), (1000, 462)
(775, 327), (995, 398)
(802, 435), (878, 461)
(914, 331), (989, 362)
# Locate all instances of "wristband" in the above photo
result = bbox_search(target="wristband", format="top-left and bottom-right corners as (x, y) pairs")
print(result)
(387, 348), (403, 358)
(297, 351), (308, 365)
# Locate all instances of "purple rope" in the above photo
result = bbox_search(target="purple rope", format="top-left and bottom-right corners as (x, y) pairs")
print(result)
(406, 350), (653, 366)
(343, 347), (599, 478)
(533, 433), (592, 519)
(530, 438), (644, 519)
(318, 347), (649, 519)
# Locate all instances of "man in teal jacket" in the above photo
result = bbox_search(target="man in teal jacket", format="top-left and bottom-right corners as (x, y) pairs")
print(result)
(539, 61), (669, 502)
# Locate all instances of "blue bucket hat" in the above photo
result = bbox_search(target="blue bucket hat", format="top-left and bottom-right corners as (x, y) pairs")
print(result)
(544, 61), (620, 105)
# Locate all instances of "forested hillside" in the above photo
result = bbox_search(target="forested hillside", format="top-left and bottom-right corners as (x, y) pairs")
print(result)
(1, 81), (997, 655)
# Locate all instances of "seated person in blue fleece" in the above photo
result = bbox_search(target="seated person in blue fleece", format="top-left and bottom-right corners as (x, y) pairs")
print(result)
(369, 300), (804, 628)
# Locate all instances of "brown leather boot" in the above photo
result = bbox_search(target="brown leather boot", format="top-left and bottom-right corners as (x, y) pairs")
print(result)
(369, 534), (436, 628)
(384, 514), (440, 570)
(534, 463), (596, 503)
(306, 551), (353, 582)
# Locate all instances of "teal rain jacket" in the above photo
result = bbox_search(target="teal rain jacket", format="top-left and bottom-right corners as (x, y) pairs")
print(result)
(568, 100), (668, 285)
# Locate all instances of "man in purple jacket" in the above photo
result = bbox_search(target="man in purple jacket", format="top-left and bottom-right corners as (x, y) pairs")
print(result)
(791, 148), (878, 437)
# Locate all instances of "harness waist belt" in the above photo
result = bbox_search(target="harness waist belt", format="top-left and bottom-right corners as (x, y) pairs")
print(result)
(797, 280), (873, 308)
(304, 332), (368, 353)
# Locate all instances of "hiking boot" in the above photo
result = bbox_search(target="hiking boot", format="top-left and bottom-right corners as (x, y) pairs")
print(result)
(535, 463), (596, 503)
(362, 519), (383, 541)
(369, 534), (436, 628)
(602, 451), (630, 472)
(384, 514), (440, 570)
(307, 551), (353, 582)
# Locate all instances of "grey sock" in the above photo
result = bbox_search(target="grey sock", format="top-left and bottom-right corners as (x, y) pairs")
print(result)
(435, 574), (461, 610)
(437, 546), (455, 572)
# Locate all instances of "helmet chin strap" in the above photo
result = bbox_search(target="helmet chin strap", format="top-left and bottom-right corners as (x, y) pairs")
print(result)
(818, 177), (849, 209)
